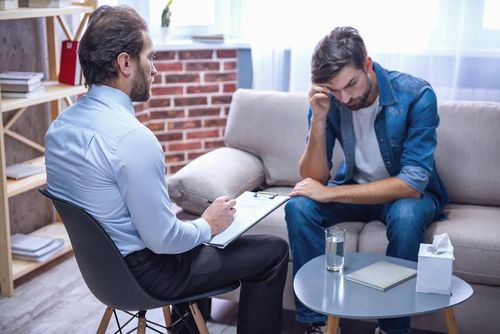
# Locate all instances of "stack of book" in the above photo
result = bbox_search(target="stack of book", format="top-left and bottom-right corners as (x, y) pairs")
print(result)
(19, 0), (70, 7)
(0, 71), (44, 98)
(0, 0), (19, 10)
(11, 233), (64, 262)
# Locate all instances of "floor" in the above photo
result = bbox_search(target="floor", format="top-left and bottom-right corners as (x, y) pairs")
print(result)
(0, 254), (441, 334)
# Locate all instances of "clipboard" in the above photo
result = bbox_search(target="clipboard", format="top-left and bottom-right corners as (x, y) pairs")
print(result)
(205, 191), (290, 248)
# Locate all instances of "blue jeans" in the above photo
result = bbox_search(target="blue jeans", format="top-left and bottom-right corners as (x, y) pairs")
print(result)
(285, 192), (438, 334)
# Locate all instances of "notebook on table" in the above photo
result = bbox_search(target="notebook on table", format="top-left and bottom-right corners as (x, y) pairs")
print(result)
(345, 260), (417, 291)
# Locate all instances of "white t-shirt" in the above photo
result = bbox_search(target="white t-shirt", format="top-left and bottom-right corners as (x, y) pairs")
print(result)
(352, 96), (390, 184)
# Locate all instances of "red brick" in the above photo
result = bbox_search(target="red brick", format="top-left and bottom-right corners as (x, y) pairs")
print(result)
(205, 73), (237, 82)
(165, 73), (200, 84)
(147, 122), (165, 131)
(136, 113), (149, 123)
(156, 132), (183, 141)
(216, 50), (237, 58)
(165, 153), (185, 163)
(186, 129), (220, 139)
(224, 106), (231, 115)
(205, 140), (226, 149)
(203, 118), (227, 127)
(188, 107), (221, 117)
(179, 50), (213, 60)
(155, 51), (176, 60)
(168, 163), (187, 174)
(153, 74), (163, 84)
(186, 62), (220, 71)
(211, 95), (232, 105)
(223, 83), (237, 93)
(168, 120), (202, 130)
(168, 141), (202, 151)
(174, 96), (208, 107)
(186, 85), (219, 94)
(223, 61), (237, 70)
(152, 86), (184, 96)
(187, 151), (206, 160)
(150, 109), (185, 119)
(154, 62), (184, 72)
(149, 98), (171, 108)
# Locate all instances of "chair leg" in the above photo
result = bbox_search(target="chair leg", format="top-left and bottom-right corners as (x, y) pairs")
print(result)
(163, 305), (173, 327)
(137, 310), (147, 334)
(97, 306), (114, 334)
(189, 302), (209, 334)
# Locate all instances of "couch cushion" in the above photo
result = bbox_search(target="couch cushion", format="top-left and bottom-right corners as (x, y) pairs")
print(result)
(436, 101), (500, 206)
(358, 204), (500, 286)
(225, 89), (309, 186)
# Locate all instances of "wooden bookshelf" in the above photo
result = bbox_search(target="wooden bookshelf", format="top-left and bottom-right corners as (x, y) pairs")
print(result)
(0, 1), (95, 297)
(0, 82), (87, 113)
(0, 5), (93, 21)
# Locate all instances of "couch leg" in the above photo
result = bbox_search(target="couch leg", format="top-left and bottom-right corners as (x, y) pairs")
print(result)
(444, 307), (458, 334)
(97, 306), (113, 334)
(189, 302), (209, 334)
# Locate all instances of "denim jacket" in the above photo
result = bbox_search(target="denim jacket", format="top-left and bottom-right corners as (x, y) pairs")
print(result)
(306, 62), (449, 214)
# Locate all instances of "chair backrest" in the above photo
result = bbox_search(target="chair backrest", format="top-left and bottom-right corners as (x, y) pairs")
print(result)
(39, 189), (165, 311)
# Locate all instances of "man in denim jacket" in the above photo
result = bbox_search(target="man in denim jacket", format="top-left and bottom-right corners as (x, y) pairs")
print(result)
(285, 26), (448, 334)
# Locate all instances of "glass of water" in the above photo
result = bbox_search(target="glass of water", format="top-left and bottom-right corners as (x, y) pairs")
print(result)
(325, 226), (345, 271)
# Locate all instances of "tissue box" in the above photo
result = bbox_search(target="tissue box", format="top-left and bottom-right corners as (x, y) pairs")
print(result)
(416, 243), (454, 295)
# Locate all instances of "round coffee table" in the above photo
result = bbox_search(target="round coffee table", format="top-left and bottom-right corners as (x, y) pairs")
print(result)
(294, 252), (473, 334)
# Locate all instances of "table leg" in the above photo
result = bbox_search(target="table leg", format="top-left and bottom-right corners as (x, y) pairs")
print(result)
(444, 307), (458, 334)
(326, 315), (340, 334)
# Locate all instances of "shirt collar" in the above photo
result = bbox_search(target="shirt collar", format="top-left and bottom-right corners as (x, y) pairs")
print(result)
(373, 62), (397, 106)
(86, 84), (135, 116)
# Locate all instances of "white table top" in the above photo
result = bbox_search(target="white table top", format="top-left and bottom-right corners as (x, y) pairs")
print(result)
(294, 252), (473, 319)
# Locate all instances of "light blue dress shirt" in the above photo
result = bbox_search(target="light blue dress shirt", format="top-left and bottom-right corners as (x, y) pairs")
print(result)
(45, 85), (211, 256)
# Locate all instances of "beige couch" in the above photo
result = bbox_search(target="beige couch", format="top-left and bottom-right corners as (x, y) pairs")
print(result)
(167, 89), (500, 333)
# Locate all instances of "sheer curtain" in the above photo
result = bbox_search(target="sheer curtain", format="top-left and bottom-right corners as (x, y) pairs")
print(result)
(245, 0), (500, 102)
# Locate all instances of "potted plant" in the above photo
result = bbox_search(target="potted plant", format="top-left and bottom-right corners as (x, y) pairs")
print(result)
(161, 0), (173, 40)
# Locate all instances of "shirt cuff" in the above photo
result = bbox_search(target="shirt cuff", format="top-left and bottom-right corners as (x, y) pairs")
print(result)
(397, 165), (431, 194)
(191, 217), (212, 243)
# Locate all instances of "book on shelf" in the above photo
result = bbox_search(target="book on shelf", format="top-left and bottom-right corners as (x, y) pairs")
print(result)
(0, 71), (43, 85)
(345, 260), (417, 291)
(6, 160), (46, 179)
(1, 85), (44, 98)
(11, 233), (65, 262)
(0, 0), (19, 10)
(59, 40), (82, 86)
(191, 33), (225, 43)
(0, 81), (41, 92)
(19, 0), (71, 7)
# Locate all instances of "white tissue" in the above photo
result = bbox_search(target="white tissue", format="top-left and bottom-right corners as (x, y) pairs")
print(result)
(427, 233), (454, 259)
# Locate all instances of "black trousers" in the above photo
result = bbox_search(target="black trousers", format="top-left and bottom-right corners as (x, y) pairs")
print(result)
(125, 235), (289, 334)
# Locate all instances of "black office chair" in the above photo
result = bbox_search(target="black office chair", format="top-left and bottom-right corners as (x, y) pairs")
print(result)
(39, 188), (240, 334)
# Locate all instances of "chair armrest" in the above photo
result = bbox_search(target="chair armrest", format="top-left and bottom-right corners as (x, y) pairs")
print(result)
(167, 147), (266, 215)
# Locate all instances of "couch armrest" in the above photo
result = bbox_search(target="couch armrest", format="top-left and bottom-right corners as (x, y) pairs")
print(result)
(167, 147), (266, 215)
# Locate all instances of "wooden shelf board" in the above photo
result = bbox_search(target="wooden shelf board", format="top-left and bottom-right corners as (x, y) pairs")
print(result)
(6, 156), (46, 198)
(0, 5), (93, 21)
(12, 222), (72, 280)
(0, 82), (87, 113)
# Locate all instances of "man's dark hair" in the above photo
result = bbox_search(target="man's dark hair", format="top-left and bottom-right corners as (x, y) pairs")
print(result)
(311, 26), (367, 84)
(78, 5), (148, 86)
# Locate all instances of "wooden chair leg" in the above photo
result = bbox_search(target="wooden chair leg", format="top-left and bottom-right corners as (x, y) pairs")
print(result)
(163, 305), (173, 327)
(326, 315), (340, 334)
(189, 302), (209, 334)
(137, 310), (147, 334)
(96, 306), (113, 334)
(444, 307), (458, 334)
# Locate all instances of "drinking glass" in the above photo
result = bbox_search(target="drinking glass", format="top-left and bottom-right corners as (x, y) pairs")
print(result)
(325, 226), (345, 271)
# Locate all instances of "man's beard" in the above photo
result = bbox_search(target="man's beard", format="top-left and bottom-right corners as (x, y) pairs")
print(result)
(345, 73), (373, 111)
(130, 69), (151, 102)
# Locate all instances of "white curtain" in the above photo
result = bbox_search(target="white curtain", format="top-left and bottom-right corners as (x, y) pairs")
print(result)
(245, 0), (500, 102)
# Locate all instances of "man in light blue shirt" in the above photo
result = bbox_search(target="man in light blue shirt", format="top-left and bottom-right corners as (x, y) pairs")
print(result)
(45, 6), (288, 334)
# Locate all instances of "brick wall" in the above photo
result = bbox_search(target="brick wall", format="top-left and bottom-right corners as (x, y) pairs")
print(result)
(134, 49), (238, 174)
